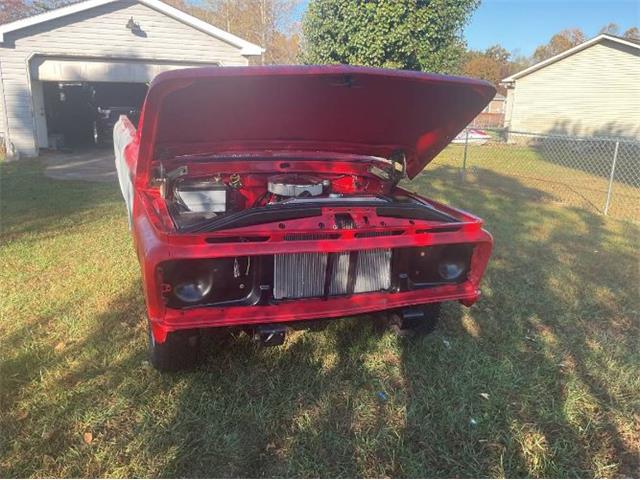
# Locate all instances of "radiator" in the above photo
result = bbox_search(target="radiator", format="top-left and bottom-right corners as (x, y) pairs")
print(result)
(273, 249), (392, 300)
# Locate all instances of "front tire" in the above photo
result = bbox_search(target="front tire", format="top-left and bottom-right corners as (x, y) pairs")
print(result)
(148, 324), (201, 371)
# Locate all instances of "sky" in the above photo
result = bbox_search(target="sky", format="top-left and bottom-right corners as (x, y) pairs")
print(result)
(465, 0), (640, 56)
(292, 0), (640, 57)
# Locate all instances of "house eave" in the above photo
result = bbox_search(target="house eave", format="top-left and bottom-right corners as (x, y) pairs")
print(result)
(501, 33), (640, 83)
(240, 46), (266, 56)
(0, 0), (264, 55)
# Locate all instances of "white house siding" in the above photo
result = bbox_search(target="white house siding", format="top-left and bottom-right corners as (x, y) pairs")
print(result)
(504, 87), (515, 128)
(0, 69), (6, 143)
(504, 40), (640, 139)
(0, 0), (250, 156)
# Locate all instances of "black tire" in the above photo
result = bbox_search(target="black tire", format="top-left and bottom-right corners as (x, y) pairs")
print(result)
(148, 324), (201, 371)
(390, 303), (441, 337)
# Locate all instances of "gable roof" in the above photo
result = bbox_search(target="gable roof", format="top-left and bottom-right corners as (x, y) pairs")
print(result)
(502, 33), (640, 83)
(0, 0), (264, 55)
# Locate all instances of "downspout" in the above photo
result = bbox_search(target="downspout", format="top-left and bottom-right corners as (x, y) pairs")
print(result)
(501, 80), (515, 142)
(0, 54), (14, 159)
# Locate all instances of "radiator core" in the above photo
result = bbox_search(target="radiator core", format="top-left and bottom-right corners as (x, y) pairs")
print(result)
(273, 249), (392, 300)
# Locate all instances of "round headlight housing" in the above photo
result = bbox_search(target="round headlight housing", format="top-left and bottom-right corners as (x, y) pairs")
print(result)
(173, 271), (213, 304)
(437, 259), (466, 282)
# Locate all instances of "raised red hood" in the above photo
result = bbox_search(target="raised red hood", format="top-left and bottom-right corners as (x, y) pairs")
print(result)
(136, 65), (495, 180)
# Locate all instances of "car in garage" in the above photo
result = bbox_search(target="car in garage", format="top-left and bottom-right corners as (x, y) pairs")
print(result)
(114, 65), (495, 371)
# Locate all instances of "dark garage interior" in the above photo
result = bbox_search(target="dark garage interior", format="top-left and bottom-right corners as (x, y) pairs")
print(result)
(42, 81), (148, 149)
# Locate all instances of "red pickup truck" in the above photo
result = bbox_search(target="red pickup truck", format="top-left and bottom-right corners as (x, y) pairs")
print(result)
(114, 65), (494, 371)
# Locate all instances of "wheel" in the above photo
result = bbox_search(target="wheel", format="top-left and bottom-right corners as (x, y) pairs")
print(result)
(390, 303), (441, 337)
(147, 324), (201, 371)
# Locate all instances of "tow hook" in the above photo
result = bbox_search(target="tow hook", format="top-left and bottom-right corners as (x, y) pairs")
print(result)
(389, 308), (425, 336)
(253, 324), (287, 347)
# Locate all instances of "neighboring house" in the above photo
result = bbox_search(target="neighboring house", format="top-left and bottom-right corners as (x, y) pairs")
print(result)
(471, 93), (505, 128)
(0, 0), (263, 158)
(483, 93), (505, 115)
(501, 34), (640, 139)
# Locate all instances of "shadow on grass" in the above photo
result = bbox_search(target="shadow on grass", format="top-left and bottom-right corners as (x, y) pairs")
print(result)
(0, 159), (122, 244)
(150, 318), (399, 477)
(0, 284), (148, 477)
(1, 162), (638, 477)
(404, 166), (639, 476)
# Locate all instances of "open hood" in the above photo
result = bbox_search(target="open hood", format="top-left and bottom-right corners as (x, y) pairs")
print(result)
(136, 65), (495, 180)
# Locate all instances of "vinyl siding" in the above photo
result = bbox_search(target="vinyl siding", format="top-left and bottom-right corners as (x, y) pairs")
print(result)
(504, 87), (515, 129)
(505, 39), (640, 139)
(0, 0), (250, 156)
(0, 66), (6, 143)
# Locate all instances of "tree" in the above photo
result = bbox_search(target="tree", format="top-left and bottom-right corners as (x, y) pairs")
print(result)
(463, 53), (501, 83)
(461, 44), (528, 93)
(509, 53), (531, 74)
(1, 0), (33, 24)
(32, 0), (77, 10)
(484, 44), (510, 64)
(532, 28), (585, 63)
(269, 30), (301, 64)
(202, 0), (300, 64)
(1, 0), (78, 24)
(301, 0), (480, 73)
(623, 26), (639, 41)
(601, 23), (640, 41)
(599, 22), (620, 35)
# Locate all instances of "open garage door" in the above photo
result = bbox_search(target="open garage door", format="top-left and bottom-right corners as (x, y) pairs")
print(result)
(30, 56), (219, 149)
(31, 56), (219, 83)
(43, 81), (148, 149)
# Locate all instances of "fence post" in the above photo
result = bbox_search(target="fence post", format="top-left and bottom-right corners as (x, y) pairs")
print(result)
(604, 140), (620, 216)
(461, 128), (469, 182)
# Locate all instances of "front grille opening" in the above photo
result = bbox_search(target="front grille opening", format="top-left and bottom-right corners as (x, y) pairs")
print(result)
(273, 248), (391, 300)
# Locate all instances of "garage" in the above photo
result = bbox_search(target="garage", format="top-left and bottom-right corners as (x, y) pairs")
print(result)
(0, 0), (263, 158)
(42, 81), (147, 149)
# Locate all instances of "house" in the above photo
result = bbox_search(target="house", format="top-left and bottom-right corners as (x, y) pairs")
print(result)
(471, 93), (505, 128)
(0, 0), (263, 158)
(501, 34), (640, 139)
(483, 93), (505, 115)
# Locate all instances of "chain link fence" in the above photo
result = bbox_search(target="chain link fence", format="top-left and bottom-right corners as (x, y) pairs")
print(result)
(429, 128), (640, 222)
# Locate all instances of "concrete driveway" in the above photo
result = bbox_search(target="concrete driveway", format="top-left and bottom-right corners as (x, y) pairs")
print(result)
(42, 147), (117, 182)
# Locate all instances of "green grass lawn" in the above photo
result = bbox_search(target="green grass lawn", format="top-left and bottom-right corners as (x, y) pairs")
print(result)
(1, 159), (639, 478)
(434, 143), (640, 222)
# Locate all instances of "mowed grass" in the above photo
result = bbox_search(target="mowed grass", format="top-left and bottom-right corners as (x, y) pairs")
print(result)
(435, 143), (640, 222)
(1, 159), (639, 478)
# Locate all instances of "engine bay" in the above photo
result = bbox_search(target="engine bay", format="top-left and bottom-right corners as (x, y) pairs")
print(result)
(157, 158), (457, 233)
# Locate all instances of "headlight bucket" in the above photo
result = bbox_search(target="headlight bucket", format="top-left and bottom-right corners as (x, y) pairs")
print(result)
(437, 259), (466, 281)
(173, 269), (213, 304)
(160, 257), (259, 309)
(406, 244), (474, 286)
